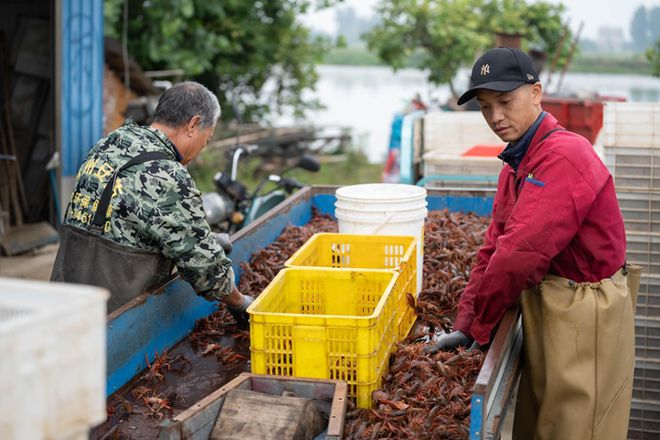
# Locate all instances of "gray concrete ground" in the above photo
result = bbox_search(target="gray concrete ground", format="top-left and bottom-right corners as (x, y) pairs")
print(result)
(0, 243), (58, 280)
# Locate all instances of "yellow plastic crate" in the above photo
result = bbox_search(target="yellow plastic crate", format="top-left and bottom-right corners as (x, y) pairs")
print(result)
(284, 233), (418, 339)
(247, 268), (400, 408)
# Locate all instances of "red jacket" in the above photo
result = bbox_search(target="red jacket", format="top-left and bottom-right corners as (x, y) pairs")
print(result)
(454, 113), (626, 345)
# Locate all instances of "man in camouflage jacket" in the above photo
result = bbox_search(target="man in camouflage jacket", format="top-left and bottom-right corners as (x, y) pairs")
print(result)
(52, 81), (252, 325)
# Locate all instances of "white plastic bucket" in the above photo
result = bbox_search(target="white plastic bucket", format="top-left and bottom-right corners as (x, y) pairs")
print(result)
(335, 184), (428, 292)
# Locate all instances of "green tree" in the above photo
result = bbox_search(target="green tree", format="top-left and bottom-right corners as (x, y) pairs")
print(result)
(648, 39), (660, 77)
(104, 0), (340, 122)
(365, 0), (570, 97)
(649, 7), (660, 44)
(365, 0), (489, 96)
(336, 6), (380, 46)
(630, 6), (650, 52)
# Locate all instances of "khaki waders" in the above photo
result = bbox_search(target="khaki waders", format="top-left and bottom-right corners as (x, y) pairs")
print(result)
(513, 265), (641, 440)
(51, 152), (173, 314)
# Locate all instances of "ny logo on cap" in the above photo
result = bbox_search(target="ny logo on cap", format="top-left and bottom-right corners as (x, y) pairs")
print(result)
(480, 64), (490, 75)
(527, 74), (534, 80)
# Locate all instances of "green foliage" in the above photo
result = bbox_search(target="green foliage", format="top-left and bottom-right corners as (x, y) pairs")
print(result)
(521, 1), (569, 58)
(104, 0), (340, 122)
(323, 46), (385, 66)
(322, 46), (654, 75)
(365, 0), (489, 90)
(631, 6), (650, 52)
(485, 0), (527, 34)
(572, 53), (652, 76)
(648, 39), (660, 77)
(336, 6), (380, 46)
(631, 6), (660, 53)
(189, 149), (381, 193)
(365, 0), (570, 93)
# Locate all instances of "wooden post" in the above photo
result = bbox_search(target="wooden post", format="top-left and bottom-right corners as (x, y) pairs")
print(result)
(546, 22), (572, 88)
(555, 22), (584, 94)
(0, 33), (26, 225)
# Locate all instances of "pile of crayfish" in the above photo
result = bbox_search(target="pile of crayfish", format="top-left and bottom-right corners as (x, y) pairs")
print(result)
(100, 209), (489, 439)
(343, 209), (489, 440)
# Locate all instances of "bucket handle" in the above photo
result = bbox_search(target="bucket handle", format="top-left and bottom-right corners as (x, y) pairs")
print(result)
(371, 211), (395, 235)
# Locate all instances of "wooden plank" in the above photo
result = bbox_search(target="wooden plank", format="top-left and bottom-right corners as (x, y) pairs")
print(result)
(207, 127), (310, 152)
(165, 374), (347, 440)
(0, 122), (22, 226)
(0, 32), (27, 224)
(473, 307), (521, 396)
(484, 321), (523, 440)
(210, 389), (326, 440)
(472, 306), (521, 436)
(0, 160), (11, 232)
(171, 374), (250, 429)
(327, 380), (348, 439)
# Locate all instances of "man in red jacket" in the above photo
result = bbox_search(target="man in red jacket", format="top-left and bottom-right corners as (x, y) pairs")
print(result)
(425, 48), (639, 439)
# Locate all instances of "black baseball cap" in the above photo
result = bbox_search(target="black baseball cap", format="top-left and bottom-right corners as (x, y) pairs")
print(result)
(457, 47), (539, 105)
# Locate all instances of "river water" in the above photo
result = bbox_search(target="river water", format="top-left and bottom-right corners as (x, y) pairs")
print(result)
(275, 65), (660, 163)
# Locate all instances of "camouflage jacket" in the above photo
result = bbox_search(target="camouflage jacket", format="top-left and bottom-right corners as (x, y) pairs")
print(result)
(64, 119), (234, 301)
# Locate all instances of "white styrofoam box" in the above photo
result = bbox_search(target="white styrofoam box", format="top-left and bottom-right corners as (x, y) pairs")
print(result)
(423, 180), (499, 190)
(602, 102), (660, 148)
(617, 191), (660, 224)
(625, 218), (660, 234)
(423, 111), (504, 156)
(617, 190), (660, 213)
(422, 151), (504, 177)
(630, 398), (660, 438)
(422, 174), (499, 190)
(636, 274), (660, 320)
(633, 360), (660, 406)
(636, 317), (660, 362)
(618, 191), (660, 232)
(605, 147), (660, 191)
(0, 278), (108, 440)
(633, 377), (660, 405)
(627, 232), (660, 277)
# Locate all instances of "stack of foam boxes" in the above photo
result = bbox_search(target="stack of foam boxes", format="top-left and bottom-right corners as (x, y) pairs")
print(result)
(603, 102), (660, 438)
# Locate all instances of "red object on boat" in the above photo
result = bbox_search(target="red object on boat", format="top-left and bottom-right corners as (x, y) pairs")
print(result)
(462, 145), (506, 157)
(541, 97), (604, 144)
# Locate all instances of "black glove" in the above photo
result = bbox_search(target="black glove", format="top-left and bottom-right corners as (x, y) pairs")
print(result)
(423, 330), (472, 354)
(228, 295), (253, 330)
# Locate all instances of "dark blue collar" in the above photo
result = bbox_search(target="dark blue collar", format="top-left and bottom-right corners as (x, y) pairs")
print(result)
(498, 111), (546, 172)
(170, 143), (184, 162)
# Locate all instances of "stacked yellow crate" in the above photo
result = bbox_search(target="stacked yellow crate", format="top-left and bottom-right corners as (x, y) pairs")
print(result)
(247, 233), (418, 408)
(285, 233), (418, 339)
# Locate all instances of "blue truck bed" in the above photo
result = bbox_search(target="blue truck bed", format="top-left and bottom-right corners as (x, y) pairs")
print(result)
(105, 185), (520, 440)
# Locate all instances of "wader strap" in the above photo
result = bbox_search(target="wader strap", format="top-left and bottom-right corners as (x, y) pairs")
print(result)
(90, 151), (170, 234)
(515, 127), (567, 194)
(540, 127), (565, 142)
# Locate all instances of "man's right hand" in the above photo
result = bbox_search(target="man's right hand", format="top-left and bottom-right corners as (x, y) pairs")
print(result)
(423, 330), (471, 354)
(222, 287), (253, 330)
(227, 294), (253, 331)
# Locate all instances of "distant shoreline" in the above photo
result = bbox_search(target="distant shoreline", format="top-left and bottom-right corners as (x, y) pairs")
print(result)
(322, 47), (654, 76)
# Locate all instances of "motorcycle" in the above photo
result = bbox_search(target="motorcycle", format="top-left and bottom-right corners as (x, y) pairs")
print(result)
(201, 144), (320, 249)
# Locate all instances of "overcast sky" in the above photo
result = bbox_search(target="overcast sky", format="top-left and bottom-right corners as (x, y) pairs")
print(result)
(302, 0), (660, 41)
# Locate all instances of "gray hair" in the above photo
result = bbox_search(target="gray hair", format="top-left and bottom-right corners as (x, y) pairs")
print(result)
(152, 81), (221, 129)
